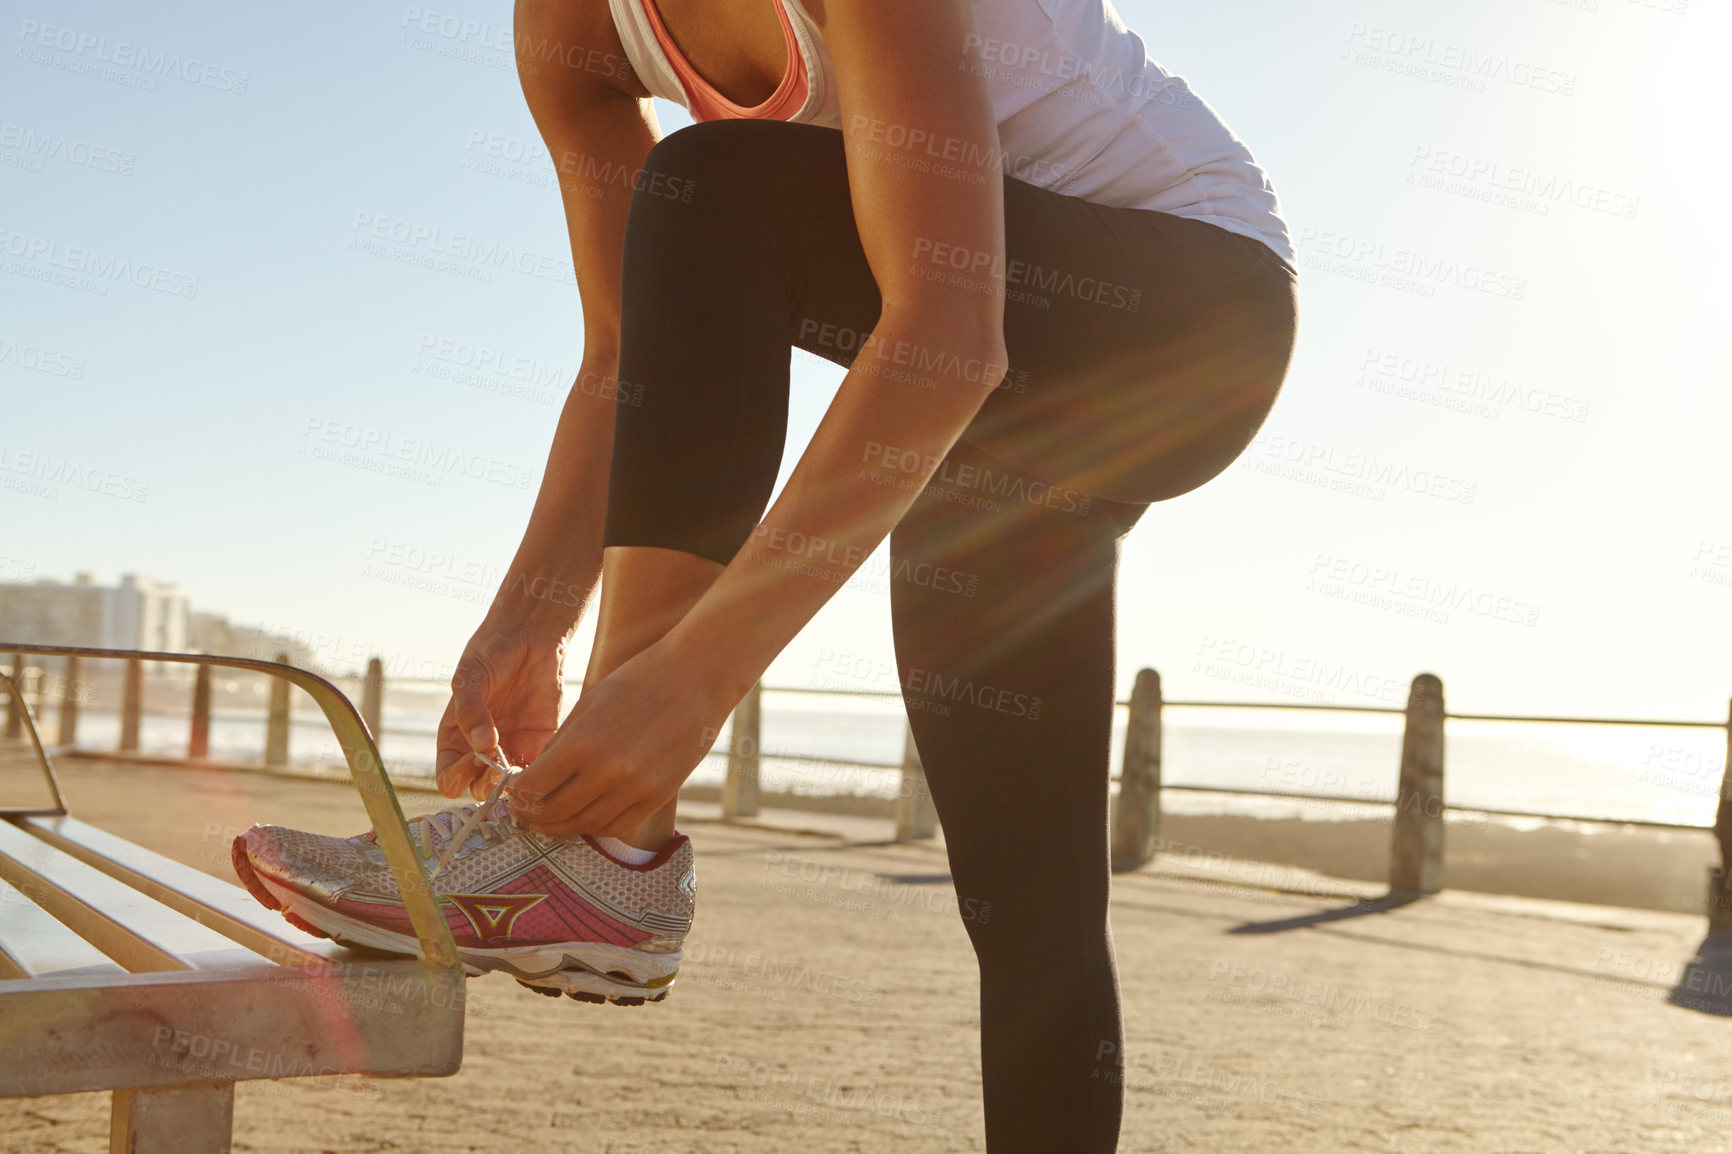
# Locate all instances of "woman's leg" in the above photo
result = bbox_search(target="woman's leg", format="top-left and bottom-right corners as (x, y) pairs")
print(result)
(891, 441), (1145, 1152)
(580, 547), (723, 849)
(587, 119), (882, 846)
(599, 117), (1296, 1149)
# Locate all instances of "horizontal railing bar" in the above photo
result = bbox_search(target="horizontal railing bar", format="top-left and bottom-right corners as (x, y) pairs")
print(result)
(46, 743), (1715, 832)
(1446, 711), (1726, 729)
(1160, 700), (1405, 715)
(127, 670), (1715, 729)
(1157, 784), (1714, 831)
(50, 700), (1732, 733)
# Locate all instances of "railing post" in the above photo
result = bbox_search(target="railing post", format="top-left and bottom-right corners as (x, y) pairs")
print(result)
(722, 681), (762, 820)
(361, 656), (384, 738)
(56, 655), (80, 747)
(188, 663), (212, 760)
(1390, 672), (1446, 896)
(264, 652), (291, 767)
(894, 723), (938, 841)
(120, 657), (144, 752)
(1111, 669), (1164, 873)
(1709, 696), (1732, 935)
(4, 653), (23, 740)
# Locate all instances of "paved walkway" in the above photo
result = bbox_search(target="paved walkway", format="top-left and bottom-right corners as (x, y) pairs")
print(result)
(4, 760), (1730, 1153)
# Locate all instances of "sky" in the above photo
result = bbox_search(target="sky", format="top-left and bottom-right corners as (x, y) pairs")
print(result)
(2, 0), (1728, 721)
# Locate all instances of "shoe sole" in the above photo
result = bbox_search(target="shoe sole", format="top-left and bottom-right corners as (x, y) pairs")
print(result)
(232, 842), (678, 1007)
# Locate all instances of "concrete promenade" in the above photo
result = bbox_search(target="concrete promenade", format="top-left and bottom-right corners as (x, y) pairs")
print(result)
(3, 759), (1730, 1153)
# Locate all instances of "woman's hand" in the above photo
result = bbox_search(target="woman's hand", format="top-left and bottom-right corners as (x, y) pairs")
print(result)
(435, 625), (568, 800)
(505, 641), (734, 838)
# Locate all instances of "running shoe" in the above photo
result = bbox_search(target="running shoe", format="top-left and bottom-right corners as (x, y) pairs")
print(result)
(231, 791), (695, 1005)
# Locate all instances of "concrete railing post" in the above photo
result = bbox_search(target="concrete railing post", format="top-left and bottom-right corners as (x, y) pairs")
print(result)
(1709, 697), (1732, 935)
(4, 653), (23, 740)
(1390, 672), (1446, 896)
(722, 681), (762, 820)
(362, 657), (385, 738)
(188, 663), (212, 760)
(264, 652), (291, 767)
(56, 655), (80, 747)
(1111, 669), (1164, 873)
(120, 658), (144, 752)
(894, 723), (938, 841)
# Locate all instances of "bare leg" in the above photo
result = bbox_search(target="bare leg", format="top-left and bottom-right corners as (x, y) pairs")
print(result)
(581, 545), (725, 850)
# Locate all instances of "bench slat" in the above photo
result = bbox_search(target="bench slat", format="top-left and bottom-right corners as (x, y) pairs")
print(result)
(0, 820), (263, 973)
(0, 877), (126, 981)
(0, 959), (465, 1097)
(20, 816), (347, 968)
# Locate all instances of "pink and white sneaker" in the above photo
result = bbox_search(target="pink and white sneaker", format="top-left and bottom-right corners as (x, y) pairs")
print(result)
(232, 795), (694, 1005)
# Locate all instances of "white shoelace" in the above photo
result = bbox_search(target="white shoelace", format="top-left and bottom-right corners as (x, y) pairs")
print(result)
(401, 750), (521, 878)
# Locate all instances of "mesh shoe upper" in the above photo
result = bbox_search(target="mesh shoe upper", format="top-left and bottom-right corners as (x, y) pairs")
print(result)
(237, 800), (694, 952)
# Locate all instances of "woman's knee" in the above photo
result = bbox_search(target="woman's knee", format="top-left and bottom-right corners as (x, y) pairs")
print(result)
(638, 120), (838, 208)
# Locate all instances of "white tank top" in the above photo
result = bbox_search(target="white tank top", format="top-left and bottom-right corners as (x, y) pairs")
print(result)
(607, 0), (1294, 268)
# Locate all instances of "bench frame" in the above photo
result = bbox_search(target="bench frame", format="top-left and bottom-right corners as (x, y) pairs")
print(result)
(0, 644), (464, 1154)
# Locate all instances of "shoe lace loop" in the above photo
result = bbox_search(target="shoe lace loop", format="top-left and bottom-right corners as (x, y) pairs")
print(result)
(402, 752), (521, 878)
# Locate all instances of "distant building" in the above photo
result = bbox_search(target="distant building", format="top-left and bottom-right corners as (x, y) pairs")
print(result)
(185, 611), (319, 668)
(0, 572), (324, 670)
(0, 573), (187, 651)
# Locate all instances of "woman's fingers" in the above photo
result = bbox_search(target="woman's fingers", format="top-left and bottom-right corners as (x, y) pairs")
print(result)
(449, 657), (500, 759)
(468, 764), (503, 801)
(435, 701), (485, 799)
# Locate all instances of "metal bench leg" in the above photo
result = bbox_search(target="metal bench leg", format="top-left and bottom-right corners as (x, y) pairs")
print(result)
(110, 1081), (234, 1154)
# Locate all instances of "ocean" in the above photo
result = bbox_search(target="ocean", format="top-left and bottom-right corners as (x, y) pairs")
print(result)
(33, 674), (1729, 830)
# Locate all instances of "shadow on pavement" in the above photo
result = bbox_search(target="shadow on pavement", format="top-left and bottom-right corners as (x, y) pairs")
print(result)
(1669, 935), (1732, 1016)
(1226, 892), (1425, 935)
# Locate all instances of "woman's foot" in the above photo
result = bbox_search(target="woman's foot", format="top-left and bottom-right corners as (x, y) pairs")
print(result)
(231, 798), (695, 1005)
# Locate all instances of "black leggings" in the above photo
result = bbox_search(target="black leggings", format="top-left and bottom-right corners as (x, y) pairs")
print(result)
(605, 120), (1297, 1152)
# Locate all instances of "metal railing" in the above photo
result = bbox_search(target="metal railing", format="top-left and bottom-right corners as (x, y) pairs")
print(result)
(4, 646), (1729, 922)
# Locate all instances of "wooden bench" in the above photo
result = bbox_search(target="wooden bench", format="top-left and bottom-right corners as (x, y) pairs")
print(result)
(0, 645), (464, 1154)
